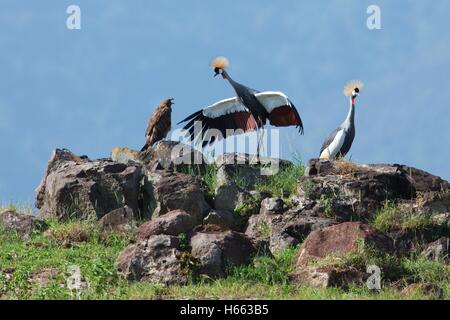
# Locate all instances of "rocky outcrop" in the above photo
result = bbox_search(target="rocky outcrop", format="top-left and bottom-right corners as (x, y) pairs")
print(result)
(36, 149), (144, 220)
(143, 170), (210, 224)
(35, 148), (210, 222)
(296, 222), (394, 265)
(116, 235), (188, 285)
(299, 159), (450, 222)
(33, 147), (450, 290)
(137, 210), (196, 239)
(190, 230), (257, 278)
(0, 210), (48, 238)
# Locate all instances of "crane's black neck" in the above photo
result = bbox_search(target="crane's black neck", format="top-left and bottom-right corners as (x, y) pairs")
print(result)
(222, 70), (235, 84)
(343, 97), (356, 129)
(221, 70), (246, 95)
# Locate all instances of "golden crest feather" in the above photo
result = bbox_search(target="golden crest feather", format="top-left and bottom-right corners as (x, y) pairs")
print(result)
(210, 56), (230, 69)
(343, 80), (364, 97)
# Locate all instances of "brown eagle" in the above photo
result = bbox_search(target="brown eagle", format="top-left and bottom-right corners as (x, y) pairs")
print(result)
(141, 98), (174, 151)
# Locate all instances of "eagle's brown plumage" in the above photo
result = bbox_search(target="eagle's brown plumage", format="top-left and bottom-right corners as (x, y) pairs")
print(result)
(141, 98), (173, 152)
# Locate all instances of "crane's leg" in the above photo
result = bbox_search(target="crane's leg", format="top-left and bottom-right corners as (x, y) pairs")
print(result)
(250, 130), (258, 165)
(257, 127), (265, 162)
(251, 119), (265, 165)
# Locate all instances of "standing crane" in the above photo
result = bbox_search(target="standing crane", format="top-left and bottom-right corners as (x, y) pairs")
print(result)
(178, 57), (304, 152)
(141, 98), (174, 152)
(319, 81), (364, 160)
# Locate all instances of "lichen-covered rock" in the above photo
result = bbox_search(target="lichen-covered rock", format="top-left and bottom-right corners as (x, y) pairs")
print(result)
(190, 230), (256, 278)
(214, 153), (293, 188)
(402, 283), (444, 300)
(140, 141), (206, 171)
(388, 229), (436, 255)
(421, 237), (449, 262)
(116, 235), (187, 285)
(0, 210), (48, 238)
(417, 192), (450, 214)
(112, 142), (206, 172)
(203, 210), (235, 229)
(246, 207), (336, 253)
(28, 268), (60, 287)
(214, 183), (246, 213)
(111, 147), (141, 165)
(36, 149), (144, 221)
(291, 265), (365, 289)
(138, 210), (196, 239)
(143, 170), (210, 223)
(98, 206), (135, 231)
(296, 222), (394, 265)
(260, 197), (286, 215)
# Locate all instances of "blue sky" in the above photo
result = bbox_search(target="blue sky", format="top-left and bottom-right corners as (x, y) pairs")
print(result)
(1, 0), (450, 204)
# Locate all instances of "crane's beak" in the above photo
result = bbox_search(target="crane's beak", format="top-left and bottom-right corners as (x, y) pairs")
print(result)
(213, 67), (221, 77)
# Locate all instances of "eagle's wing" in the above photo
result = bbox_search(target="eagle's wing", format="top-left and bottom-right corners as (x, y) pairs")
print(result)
(145, 111), (159, 138)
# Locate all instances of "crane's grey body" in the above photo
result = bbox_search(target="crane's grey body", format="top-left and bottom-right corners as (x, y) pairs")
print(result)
(320, 98), (355, 160)
(222, 70), (268, 126)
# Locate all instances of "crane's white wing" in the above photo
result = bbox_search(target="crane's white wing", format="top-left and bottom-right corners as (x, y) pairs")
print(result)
(320, 128), (346, 160)
(254, 91), (304, 133)
(202, 97), (248, 118)
(255, 91), (291, 113)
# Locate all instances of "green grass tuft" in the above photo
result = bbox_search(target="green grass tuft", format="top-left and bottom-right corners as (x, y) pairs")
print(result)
(372, 201), (440, 233)
(255, 162), (304, 198)
(178, 164), (218, 202)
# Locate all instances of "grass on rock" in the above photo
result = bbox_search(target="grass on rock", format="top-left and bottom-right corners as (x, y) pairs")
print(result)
(255, 162), (304, 198)
(372, 201), (450, 238)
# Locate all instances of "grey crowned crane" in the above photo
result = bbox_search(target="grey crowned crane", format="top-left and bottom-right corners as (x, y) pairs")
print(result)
(319, 81), (364, 160)
(178, 57), (304, 149)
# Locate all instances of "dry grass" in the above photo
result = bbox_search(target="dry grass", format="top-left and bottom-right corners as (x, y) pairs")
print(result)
(334, 159), (358, 177)
(44, 221), (93, 247)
